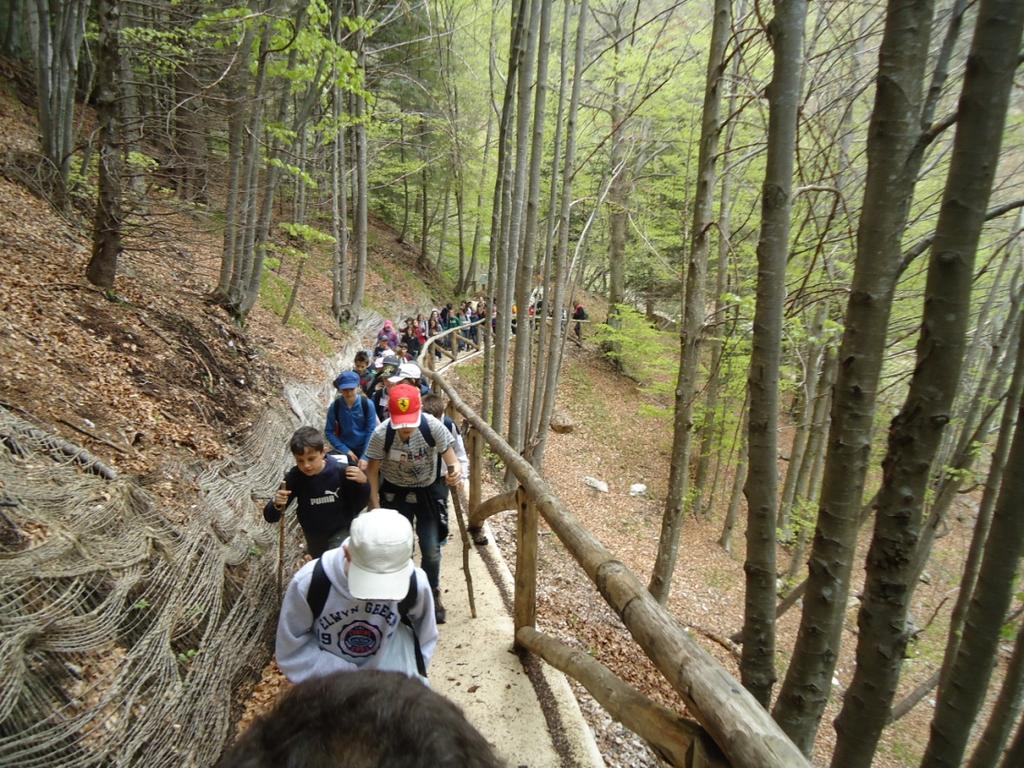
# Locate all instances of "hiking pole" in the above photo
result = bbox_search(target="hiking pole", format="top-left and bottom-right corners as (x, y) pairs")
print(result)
(277, 515), (285, 604)
(449, 483), (476, 618)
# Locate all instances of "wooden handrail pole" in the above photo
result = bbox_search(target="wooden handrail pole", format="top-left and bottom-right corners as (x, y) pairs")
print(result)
(513, 486), (537, 636)
(516, 627), (730, 768)
(427, 374), (810, 768)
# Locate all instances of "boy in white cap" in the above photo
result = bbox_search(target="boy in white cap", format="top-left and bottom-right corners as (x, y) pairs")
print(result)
(275, 508), (438, 684)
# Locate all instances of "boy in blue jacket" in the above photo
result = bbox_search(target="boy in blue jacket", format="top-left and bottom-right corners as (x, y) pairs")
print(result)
(325, 370), (379, 464)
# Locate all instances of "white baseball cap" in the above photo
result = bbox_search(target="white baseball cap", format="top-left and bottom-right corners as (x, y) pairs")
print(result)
(388, 361), (422, 383)
(346, 509), (415, 600)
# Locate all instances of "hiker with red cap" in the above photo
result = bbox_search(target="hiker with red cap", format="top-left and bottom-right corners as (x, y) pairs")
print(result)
(363, 384), (462, 624)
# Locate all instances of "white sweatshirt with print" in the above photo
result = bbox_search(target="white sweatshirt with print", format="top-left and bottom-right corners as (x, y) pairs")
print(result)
(275, 546), (437, 684)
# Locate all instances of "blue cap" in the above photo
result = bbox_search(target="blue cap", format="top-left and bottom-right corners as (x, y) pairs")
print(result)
(334, 370), (361, 390)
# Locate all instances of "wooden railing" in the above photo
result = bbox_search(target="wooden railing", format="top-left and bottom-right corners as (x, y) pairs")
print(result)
(418, 328), (808, 768)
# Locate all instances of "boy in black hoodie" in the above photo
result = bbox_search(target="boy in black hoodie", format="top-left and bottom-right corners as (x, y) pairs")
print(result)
(264, 427), (370, 557)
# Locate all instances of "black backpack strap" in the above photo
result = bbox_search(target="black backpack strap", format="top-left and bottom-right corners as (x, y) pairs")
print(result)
(361, 394), (372, 423)
(420, 419), (435, 447)
(331, 398), (343, 437)
(385, 420), (434, 454)
(306, 559), (331, 626)
(398, 570), (427, 678)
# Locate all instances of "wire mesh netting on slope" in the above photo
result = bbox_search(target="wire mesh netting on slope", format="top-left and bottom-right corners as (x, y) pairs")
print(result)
(0, 319), (374, 767)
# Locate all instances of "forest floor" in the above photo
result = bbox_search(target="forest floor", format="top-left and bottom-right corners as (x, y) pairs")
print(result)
(0, 75), (1007, 767)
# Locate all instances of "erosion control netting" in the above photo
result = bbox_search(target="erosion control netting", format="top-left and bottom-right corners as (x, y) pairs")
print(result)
(0, 322), (372, 767)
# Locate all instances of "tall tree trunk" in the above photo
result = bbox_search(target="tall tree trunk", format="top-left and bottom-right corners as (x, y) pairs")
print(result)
(921, 396), (1024, 767)
(509, 0), (551, 454)
(493, 0), (535, 439)
(348, 0), (368, 319)
(528, 0), (571, 447)
(740, 0), (807, 706)
(85, 0), (123, 289)
(216, 25), (253, 298)
(968, 618), (1024, 768)
(693, 25), (741, 515)
(398, 118), (410, 243)
(331, 63), (350, 322)
(605, 10), (627, 333)
(935, 309), (1023, 700)
(484, 0), (526, 430)
(648, 0), (731, 604)
(832, 2), (1024, 762)
(719, 400), (750, 554)
(778, 306), (825, 532)
(435, 182), (451, 273)
(773, 0), (937, 751)
(533, 0), (588, 469)
(230, 13), (274, 310)
(786, 347), (836, 580)
(27, 0), (88, 205)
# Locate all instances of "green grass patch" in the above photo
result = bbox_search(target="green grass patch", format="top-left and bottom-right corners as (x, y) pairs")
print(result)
(259, 269), (333, 354)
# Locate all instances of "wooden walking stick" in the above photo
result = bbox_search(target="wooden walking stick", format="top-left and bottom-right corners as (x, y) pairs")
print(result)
(449, 482), (477, 618)
(277, 514), (285, 604)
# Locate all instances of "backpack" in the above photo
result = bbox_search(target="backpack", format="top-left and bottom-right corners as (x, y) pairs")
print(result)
(306, 559), (427, 678)
(332, 395), (373, 439)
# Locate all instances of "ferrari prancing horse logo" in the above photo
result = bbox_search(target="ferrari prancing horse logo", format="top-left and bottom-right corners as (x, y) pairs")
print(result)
(397, 397), (411, 413)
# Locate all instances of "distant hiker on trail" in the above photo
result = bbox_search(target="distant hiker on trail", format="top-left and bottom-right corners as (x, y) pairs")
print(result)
(353, 350), (375, 394)
(264, 427), (369, 558)
(377, 319), (399, 351)
(275, 509), (437, 685)
(364, 384), (462, 625)
(572, 301), (587, 340)
(400, 318), (422, 358)
(216, 670), (501, 768)
(369, 355), (402, 421)
(390, 361), (430, 396)
(326, 370), (378, 464)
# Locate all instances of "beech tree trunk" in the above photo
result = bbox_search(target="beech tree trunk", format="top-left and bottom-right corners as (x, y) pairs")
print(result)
(533, 0), (588, 469)
(647, 0), (731, 606)
(921, 396), (1024, 767)
(831, 2), (1024, 762)
(738, 0), (807, 706)
(968, 617), (1024, 768)
(935, 310), (1023, 701)
(86, 0), (123, 290)
(772, 0), (937, 752)
(349, 0), (368, 320)
(508, 0), (551, 454)
(483, 0), (526, 430)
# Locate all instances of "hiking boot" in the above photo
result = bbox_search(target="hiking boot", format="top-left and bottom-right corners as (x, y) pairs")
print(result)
(433, 589), (447, 625)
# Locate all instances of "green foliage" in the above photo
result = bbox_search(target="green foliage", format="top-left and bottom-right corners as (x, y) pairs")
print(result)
(126, 151), (159, 173)
(259, 267), (332, 354)
(279, 222), (335, 245)
(592, 305), (678, 401)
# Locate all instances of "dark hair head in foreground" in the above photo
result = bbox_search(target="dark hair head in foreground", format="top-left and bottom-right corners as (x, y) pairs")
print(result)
(218, 670), (503, 768)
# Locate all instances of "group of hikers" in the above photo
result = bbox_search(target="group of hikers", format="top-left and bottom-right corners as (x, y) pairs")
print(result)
(370, 297), (590, 363)
(257, 318), (474, 684)
(222, 305), (594, 765)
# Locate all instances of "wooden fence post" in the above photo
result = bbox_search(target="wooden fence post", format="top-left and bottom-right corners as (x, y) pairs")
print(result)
(514, 485), (537, 637)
